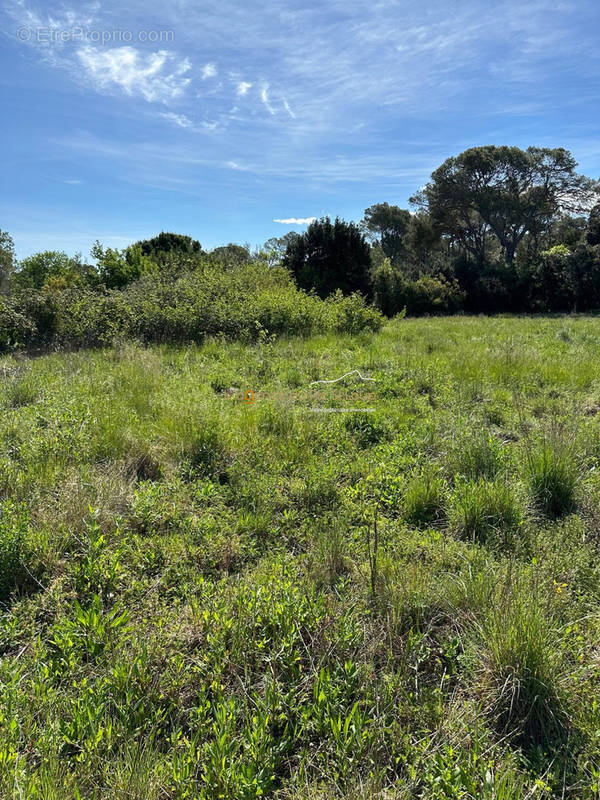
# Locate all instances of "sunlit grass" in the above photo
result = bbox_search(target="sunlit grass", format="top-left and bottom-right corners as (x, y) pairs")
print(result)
(2, 315), (600, 797)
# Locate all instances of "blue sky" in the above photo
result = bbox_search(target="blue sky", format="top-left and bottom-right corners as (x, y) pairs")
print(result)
(1, 0), (599, 259)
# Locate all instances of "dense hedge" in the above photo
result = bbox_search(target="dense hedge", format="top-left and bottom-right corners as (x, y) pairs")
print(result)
(370, 243), (600, 317)
(371, 259), (465, 316)
(0, 263), (382, 353)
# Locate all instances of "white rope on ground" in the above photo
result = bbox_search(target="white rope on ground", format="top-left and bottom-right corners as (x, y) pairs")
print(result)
(309, 369), (376, 386)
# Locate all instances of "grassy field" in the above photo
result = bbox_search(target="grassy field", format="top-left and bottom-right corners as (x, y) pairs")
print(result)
(3, 315), (600, 798)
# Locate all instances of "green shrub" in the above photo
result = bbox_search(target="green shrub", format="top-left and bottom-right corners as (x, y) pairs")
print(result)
(6, 290), (59, 345)
(326, 290), (383, 334)
(371, 261), (465, 316)
(0, 297), (37, 350)
(0, 262), (382, 353)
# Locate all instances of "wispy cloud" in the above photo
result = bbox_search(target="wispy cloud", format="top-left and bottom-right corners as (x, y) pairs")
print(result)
(282, 98), (296, 118)
(201, 62), (217, 79)
(77, 46), (191, 102)
(160, 112), (194, 128)
(236, 81), (252, 96)
(274, 217), (316, 224)
(260, 84), (276, 115)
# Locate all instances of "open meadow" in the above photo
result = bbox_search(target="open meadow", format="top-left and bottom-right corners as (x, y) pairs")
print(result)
(3, 315), (600, 798)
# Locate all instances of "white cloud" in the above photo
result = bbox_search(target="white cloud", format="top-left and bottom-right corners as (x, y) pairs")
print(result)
(274, 217), (316, 224)
(226, 160), (253, 171)
(202, 62), (217, 79)
(282, 98), (296, 118)
(160, 112), (194, 128)
(260, 84), (276, 115)
(237, 81), (252, 96)
(77, 46), (191, 102)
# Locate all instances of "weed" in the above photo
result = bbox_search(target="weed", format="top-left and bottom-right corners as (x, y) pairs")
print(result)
(344, 413), (390, 448)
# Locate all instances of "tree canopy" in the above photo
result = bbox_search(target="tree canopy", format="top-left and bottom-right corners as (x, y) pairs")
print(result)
(209, 243), (252, 267)
(361, 203), (411, 265)
(13, 251), (94, 291)
(412, 146), (599, 264)
(283, 217), (371, 299)
(0, 229), (15, 293)
(262, 233), (301, 267)
(136, 232), (202, 261)
(588, 203), (600, 246)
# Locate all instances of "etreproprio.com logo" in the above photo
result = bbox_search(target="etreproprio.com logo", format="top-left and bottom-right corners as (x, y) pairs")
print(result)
(16, 27), (174, 44)
(243, 370), (378, 414)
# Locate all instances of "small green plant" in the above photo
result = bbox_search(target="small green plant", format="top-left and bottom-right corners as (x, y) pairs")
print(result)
(344, 413), (389, 448)
(366, 505), (379, 600)
(73, 510), (124, 601)
(313, 515), (349, 585)
(449, 478), (523, 548)
(52, 594), (130, 663)
(295, 465), (340, 513)
(5, 375), (39, 408)
(181, 423), (229, 480)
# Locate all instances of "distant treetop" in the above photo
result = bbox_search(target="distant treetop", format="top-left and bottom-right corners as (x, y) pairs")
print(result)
(136, 232), (203, 261)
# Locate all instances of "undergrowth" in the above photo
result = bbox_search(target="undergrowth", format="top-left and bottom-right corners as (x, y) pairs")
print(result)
(1, 315), (600, 797)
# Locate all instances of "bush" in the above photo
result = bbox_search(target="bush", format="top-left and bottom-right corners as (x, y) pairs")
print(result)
(0, 262), (382, 354)
(0, 296), (37, 350)
(371, 261), (464, 316)
(326, 290), (383, 334)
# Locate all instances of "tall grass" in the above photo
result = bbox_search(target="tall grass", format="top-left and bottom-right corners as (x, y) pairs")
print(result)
(403, 469), (446, 527)
(0, 500), (30, 601)
(448, 478), (524, 549)
(524, 433), (579, 518)
(472, 566), (569, 750)
(1, 316), (600, 797)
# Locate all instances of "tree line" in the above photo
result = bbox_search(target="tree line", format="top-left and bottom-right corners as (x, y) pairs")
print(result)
(283, 146), (600, 315)
(1, 145), (599, 320)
